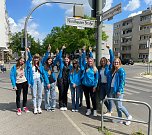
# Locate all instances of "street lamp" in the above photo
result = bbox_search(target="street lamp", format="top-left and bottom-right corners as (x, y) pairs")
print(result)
(24, 1), (83, 60)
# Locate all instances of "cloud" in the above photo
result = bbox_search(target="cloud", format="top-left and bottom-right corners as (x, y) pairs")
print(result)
(32, 0), (51, 6)
(103, 0), (113, 12)
(128, 11), (142, 17)
(124, 0), (140, 11)
(144, 0), (152, 5)
(8, 17), (45, 41)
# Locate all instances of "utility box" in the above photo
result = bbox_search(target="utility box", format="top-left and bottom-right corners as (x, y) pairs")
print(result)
(73, 5), (84, 18)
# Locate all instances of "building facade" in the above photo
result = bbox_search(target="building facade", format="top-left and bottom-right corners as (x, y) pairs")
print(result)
(113, 8), (152, 62)
(0, 0), (10, 61)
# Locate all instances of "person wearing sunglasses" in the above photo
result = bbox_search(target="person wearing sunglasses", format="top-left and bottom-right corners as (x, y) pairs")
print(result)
(80, 47), (98, 116)
(10, 48), (32, 115)
(107, 58), (132, 125)
(69, 59), (82, 112)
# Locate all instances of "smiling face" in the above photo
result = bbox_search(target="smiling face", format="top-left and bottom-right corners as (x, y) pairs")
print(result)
(100, 57), (107, 67)
(64, 57), (70, 65)
(47, 58), (53, 65)
(87, 58), (94, 67)
(34, 57), (40, 65)
(113, 58), (121, 69)
(19, 58), (25, 66)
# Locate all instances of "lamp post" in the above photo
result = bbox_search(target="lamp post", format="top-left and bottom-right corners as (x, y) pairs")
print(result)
(24, 1), (83, 60)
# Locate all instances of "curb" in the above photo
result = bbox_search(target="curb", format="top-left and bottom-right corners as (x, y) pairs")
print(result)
(140, 72), (152, 80)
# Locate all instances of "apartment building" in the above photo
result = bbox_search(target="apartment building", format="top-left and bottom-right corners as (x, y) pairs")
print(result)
(113, 7), (152, 62)
(0, 0), (10, 61)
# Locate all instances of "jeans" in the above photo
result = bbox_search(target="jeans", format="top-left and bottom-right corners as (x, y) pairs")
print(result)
(79, 86), (83, 104)
(70, 86), (80, 110)
(107, 88), (113, 112)
(82, 85), (96, 110)
(100, 83), (109, 111)
(16, 81), (28, 108)
(32, 78), (43, 108)
(112, 93), (130, 117)
(44, 82), (56, 110)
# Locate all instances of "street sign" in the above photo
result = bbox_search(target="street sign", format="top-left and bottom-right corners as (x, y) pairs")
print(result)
(88, 0), (106, 9)
(66, 17), (96, 28)
(102, 3), (122, 21)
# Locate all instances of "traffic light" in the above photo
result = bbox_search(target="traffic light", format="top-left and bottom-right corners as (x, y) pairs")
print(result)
(21, 37), (25, 49)
(91, 0), (96, 18)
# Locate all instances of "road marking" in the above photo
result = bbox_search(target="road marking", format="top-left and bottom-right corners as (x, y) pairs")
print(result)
(125, 88), (140, 94)
(125, 84), (151, 92)
(62, 111), (86, 135)
(126, 77), (152, 84)
(124, 91), (132, 95)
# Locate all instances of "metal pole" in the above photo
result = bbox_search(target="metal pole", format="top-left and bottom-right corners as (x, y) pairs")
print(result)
(24, 1), (83, 60)
(96, 0), (102, 66)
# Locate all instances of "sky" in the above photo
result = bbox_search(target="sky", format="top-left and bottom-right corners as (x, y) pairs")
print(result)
(6, 0), (152, 42)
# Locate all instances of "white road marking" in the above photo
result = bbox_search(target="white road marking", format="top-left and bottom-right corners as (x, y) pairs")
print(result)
(125, 84), (151, 92)
(62, 111), (86, 135)
(125, 88), (140, 94)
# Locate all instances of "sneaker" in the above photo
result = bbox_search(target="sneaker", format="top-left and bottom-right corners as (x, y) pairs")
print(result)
(75, 110), (78, 112)
(125, 115), (132, 126)
(103, 112), (111, 116)
(23, 107), (30, 113)
(72, 109), (75, 112)
(112, 119), (123, 124)
(38, 108), (42, 114)
(64, 107), (67, 111)
(51, 108), (55, 112)
(86, 109), (91, 116)
(34, 108), (38, 114)
(60, 107), (64, 111)
(17, 108), (22, 116)
(93, 110), (97, 116)
(46, 109), (51, 112)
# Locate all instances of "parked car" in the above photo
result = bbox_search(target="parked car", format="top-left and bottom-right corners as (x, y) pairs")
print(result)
(121, 58), (134, 65)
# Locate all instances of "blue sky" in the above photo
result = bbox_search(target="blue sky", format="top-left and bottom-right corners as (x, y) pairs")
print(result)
(6, 0), (152, 41)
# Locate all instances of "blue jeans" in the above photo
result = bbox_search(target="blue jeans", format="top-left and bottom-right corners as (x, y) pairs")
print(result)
(100, 83), (109, 111)
(106, 87), (113, 112)
(32, 78), (43, 108)
(79, 86), (83, 104)
(70, 86), (80, 110)
(44, 82), (56, 110)
(112, 93), (130, 117)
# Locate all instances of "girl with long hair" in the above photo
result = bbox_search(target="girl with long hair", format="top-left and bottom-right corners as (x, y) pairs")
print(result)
(98, 45), (114, 116)
(43, 56), (56, 112)
(107, 58), (132, 125)
(81, 47), (98, 116)
(57, 46), (72, 111)
(69, 59), (82, 112)
(28, 52), (50, 114)
(10, 48), (32, 115)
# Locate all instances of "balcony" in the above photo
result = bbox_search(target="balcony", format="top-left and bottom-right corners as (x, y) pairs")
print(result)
(139, 28), (151, 35)
(140, 18), (152, 25)
(122, 23), (133, 29)
(121, 41), (132, 46)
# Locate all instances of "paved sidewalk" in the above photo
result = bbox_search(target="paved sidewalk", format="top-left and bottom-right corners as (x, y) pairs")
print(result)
(0, 72), (150, 135)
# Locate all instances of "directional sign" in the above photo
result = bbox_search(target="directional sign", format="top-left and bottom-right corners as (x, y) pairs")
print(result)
(102, 3), (122, 21)
(66, 17), (96, 28)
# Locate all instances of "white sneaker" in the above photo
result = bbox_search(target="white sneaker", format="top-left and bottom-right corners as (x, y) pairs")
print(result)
(34, 108), (38, 114)
(103, 112), (111, 116)
(93, 110), (97, 116)
(64, 107), (67, 111)
(125, 115), (132, 126)
(60, 107), (64, 111)
(37, 108), (42, 114)
(75, 110), (78, 112)
(72, 109), (75, 112)
(86, 109), (91, 116)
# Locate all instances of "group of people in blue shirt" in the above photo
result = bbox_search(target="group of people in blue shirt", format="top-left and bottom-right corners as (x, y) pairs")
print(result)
(10, 44), (132, 126)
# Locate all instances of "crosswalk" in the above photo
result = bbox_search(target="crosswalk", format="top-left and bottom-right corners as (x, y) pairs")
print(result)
(125, 77), (152, 97)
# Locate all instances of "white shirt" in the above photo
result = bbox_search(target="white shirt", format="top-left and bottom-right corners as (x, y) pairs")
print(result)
(111, 73), (116, 87)
(100, 69), (107, 83)
(32, 66), (40, 79)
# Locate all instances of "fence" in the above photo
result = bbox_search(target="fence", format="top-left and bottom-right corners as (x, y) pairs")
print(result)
(100, 98), (151, 135)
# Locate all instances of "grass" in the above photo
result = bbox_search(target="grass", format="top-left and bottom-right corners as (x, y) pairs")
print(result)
(98, 126), (112, 135)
